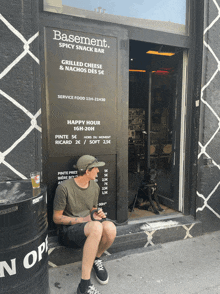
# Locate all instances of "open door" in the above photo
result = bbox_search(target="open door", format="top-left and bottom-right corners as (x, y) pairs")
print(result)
(149, 52), (183, 211)
(128, 40), (184, 217)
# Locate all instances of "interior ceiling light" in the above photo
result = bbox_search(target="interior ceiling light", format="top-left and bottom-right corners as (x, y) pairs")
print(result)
(129, 69), (146, 72)
(146, 50), (175, 56)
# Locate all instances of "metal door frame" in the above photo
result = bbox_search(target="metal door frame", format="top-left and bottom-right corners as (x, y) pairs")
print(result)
(179, 50), (188, 212)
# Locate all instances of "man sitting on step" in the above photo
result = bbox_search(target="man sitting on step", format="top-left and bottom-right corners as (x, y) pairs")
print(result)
(53, 155), (116, 294)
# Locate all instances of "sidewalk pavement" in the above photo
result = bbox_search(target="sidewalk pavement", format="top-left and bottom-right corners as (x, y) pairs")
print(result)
(49, 230), (220, 294)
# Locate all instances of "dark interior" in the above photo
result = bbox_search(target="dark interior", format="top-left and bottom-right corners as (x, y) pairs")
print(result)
(128, 40), (182, 219)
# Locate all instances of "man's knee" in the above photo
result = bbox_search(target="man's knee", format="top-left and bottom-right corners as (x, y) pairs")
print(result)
(85, 221), (103, 239)
(102, 221), (117, 239)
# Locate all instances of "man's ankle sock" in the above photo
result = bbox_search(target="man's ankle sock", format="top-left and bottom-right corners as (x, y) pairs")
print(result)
(95, 257), (100, 261)
(79, 279), (91, 293)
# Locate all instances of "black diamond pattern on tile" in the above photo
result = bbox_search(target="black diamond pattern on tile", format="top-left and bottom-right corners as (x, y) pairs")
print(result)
(0, 8), (41, 180)
(198, 165), (220, 196)
(202, 51), (220, 89)
(206, 132), (220, 165)
(201, 102), (219, 147)
(0, 7), (37, 41)
(0, 21), (24, 74)
(1, 55), (38, 113)
(207, 25), (220, 62)
(0, 163), (21, 181)
(5, 130), (40, 178)
(207, 184), (220, 216)
(198, 1), (220, 226)
(0, 96), (31, 151)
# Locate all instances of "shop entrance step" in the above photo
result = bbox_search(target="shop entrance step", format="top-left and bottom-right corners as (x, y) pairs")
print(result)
(109, 214), (202, 254)
(48, 214), (202, 268)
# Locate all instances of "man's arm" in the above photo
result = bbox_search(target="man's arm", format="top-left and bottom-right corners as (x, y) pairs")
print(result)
(53, 210), (91, 225)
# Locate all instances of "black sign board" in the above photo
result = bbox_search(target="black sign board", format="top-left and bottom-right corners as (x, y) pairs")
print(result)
(45, 27), (117, 156)
(44, 27), (118, 225)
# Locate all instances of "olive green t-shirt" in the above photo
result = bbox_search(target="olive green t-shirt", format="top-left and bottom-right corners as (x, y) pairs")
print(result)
(53, 178), (100, 218)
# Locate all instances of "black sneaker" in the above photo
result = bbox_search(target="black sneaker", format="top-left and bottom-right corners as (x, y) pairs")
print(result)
(93, 259), (109, 285)
(77, 284), (101, 294)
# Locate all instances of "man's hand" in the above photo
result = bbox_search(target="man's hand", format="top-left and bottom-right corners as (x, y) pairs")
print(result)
(97, 208), (107, 219)
(91, 208), (106, 221)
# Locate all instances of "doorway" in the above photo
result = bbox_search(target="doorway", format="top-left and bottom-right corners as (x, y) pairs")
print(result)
(128, 40), (183, 220)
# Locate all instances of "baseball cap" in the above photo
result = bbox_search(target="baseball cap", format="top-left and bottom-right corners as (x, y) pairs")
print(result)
(76, 155), (105, 171)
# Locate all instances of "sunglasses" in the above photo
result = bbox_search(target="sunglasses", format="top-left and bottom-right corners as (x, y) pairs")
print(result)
(85, 158), (98, 171)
